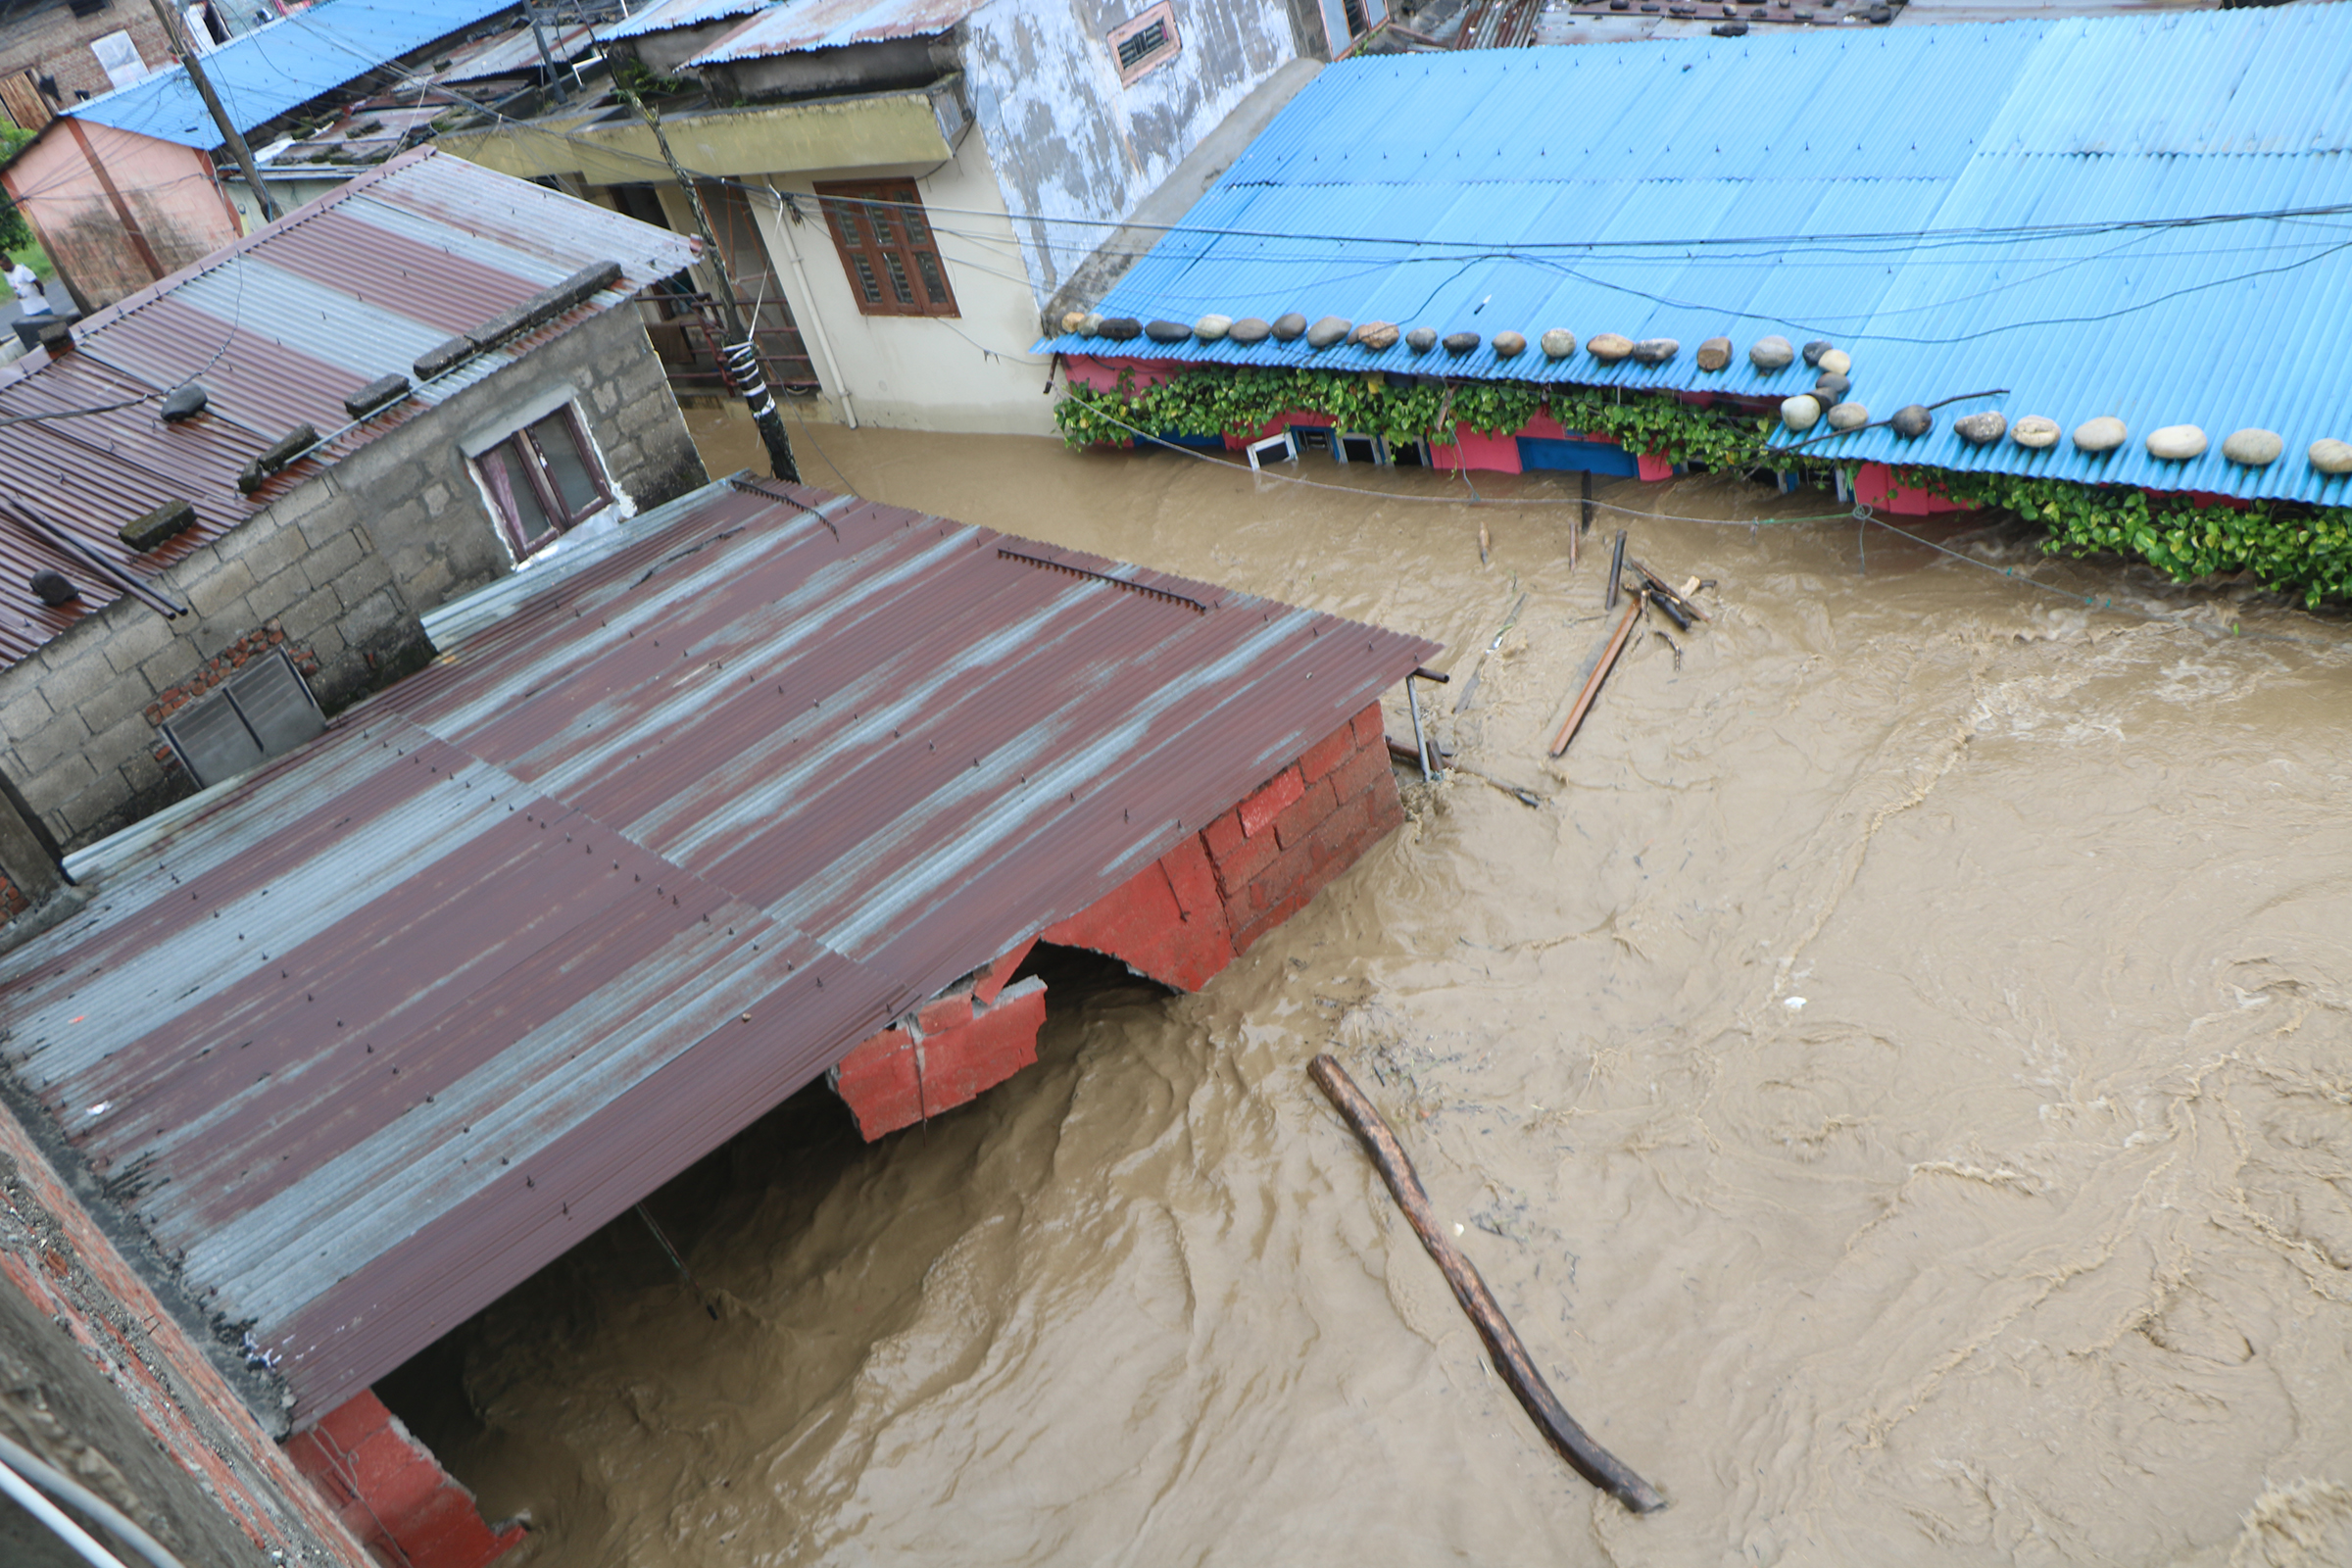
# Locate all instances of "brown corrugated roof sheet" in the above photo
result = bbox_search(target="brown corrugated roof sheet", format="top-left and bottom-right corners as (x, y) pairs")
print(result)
(0, 146), (700, 669)
(0, 476), (1439, 1427)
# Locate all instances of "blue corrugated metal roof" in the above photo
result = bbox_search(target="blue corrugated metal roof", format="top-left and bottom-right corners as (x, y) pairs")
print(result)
(1043, 8), (2352, 502)
(67, 0), (519, 149)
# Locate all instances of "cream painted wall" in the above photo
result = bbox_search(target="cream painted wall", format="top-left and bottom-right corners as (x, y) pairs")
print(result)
(747, 123), (1058, 436)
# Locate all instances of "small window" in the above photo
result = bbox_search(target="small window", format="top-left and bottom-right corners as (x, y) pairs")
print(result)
(812, 179), (958, 318)
(69, 0), (110, 16)
(1107, 2), (1180, 83)
(474, 407), (612, 560)
(161, 651), (325, 788)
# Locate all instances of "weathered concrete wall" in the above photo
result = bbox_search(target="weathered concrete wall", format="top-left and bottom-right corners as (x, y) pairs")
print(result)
(700, 34), (956, 102)
(963, 0), (1307, 307)
(752, 125), (1061, 434)
(1, 122), (240, 309)
(0, 0), (174, 109)
(0, 1096), (375, 1568)
(0, 308), (708, 850)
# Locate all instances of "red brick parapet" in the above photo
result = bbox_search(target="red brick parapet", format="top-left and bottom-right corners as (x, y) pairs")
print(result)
(831, 702), (1407, 1141)
(286, 1391), (524, 1568)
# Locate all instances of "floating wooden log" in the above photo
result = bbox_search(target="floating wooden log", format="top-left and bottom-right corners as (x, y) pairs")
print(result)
(1307, 1054), (1666, 1514)
(1625, 557), (1707, 623)
(1549, 596), (1642, 757)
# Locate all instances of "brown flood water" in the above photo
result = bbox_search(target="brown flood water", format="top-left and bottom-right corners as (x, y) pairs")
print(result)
(383, 416), (2352, 1566)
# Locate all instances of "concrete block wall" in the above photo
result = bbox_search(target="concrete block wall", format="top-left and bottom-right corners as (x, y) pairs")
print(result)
(0, 309), (709, 851)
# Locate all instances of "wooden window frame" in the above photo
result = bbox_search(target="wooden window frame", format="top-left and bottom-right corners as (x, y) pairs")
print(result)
(812, 178), (959, 319)
(1107, 2), (1180, 85)
(473, 405), (612, 561)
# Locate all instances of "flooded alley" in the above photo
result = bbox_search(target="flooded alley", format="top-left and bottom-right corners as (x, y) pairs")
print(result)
(381, 421), (2352, 1568)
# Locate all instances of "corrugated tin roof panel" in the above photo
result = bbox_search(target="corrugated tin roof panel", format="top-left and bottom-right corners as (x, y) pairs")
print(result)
(0, 148), (699, 670)
(1045, 8), (2352, 502)
(66, 0), (522, 148)
(605, 0), (773, 40)
(690, 0), (988, 60)
(0, 477), (1439, 1426)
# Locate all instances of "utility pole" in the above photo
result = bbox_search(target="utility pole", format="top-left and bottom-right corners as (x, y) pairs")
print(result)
(619, 88), (800, 483)
(144, 0), (278, 222)
(523, 1), (568, 105)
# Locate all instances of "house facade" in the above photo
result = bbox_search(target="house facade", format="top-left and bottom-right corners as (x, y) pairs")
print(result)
(0, 0), (527, 311)
(0, 145), (707, 875)
(445, 0), (1332, 433)
(0, 0), (175, 128)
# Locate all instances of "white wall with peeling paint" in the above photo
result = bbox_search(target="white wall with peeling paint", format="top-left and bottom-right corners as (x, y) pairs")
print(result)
(753, 126), (1062, 435)
(962, 0), (1306, 309)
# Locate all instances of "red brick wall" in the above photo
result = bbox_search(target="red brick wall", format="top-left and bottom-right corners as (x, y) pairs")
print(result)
(1198, 700), (1403, 956)
(0, 0), (175, 112)
(0, 869), (26, 919)
(1044, 700), (1405, 983)
(286, 1391), (524, 1568)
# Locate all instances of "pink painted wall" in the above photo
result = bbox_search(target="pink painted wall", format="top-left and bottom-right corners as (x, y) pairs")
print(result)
(4, 120), (242, 310)
(1853, 463), (1976, 516)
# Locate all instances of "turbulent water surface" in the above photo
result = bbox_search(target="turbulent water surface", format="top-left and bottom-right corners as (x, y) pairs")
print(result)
(381, 419), (2352, 1567)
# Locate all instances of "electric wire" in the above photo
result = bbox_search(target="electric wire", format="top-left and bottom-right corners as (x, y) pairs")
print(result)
(0, 1432), (186, 1568)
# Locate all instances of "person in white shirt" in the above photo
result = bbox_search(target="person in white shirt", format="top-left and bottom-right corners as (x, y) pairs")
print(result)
(8, 260), (51, 316)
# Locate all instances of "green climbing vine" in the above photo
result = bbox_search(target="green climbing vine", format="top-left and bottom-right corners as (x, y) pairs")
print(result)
(1897, 467), (2352, 609)
(1055, 365), (2352, 605)
(1053, 366), (1791, 473)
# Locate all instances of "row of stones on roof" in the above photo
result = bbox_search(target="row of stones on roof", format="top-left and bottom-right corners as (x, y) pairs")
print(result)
(1779, 397), (2352, 472)
(1057, 314), (1884, 384)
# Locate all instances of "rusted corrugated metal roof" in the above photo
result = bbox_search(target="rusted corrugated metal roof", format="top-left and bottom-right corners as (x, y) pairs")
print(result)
(0, 476), (1439, 1428)
(0, 146), (700, 670)
(692, 0), (990, 61)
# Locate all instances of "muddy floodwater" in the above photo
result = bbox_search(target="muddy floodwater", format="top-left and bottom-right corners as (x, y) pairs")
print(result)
(383, 417), (2352, 1566)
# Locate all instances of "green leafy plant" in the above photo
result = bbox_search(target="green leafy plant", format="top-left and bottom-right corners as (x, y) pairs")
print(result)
(1898, 466), (2352, 609)
(1053, 365), (1791, 472)
(0, 123), (32, 255)
(1054, 365), (2352, 604)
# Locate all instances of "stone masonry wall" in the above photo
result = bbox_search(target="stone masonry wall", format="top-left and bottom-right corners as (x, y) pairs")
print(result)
(0, 308), (709, 850)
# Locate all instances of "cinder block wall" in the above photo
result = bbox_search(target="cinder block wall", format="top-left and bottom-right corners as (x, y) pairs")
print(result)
(0, 310), (708, 850)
